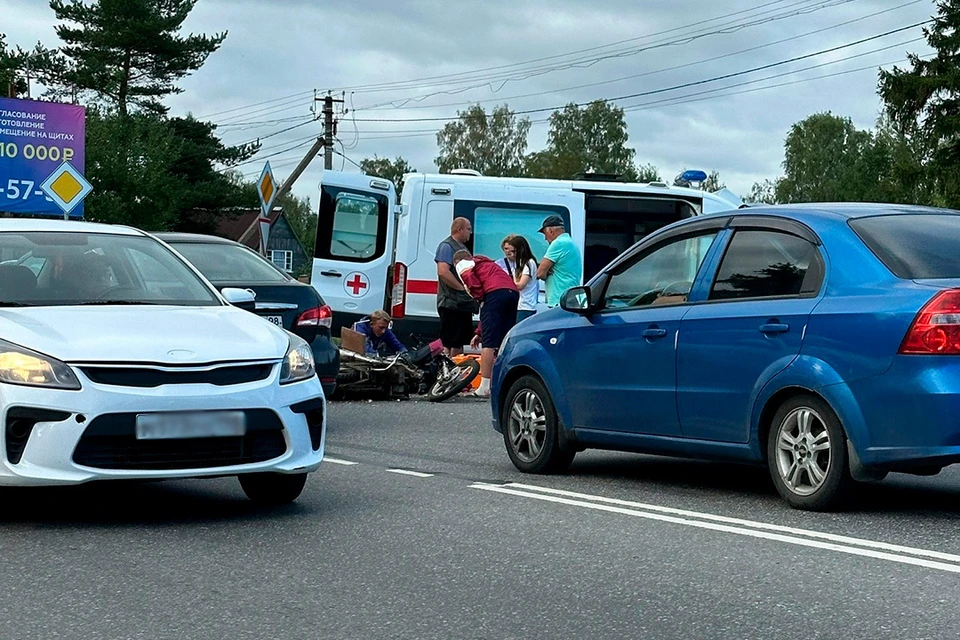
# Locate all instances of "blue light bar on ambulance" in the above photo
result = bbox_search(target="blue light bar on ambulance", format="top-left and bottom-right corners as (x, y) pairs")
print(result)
(674, 169), (708, 188)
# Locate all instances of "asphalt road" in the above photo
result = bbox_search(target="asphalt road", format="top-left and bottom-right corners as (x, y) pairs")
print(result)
(3, 396), (960, 639)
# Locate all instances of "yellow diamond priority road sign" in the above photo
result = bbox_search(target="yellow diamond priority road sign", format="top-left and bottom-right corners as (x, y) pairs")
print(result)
(258, 161), (277, 216)
(40, 161), (92, 216)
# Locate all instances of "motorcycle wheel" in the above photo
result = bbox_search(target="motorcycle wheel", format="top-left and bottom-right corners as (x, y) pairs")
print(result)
(426, 357), (480, 403)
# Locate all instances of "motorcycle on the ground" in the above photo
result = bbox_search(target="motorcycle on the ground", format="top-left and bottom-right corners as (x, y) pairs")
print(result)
(334, 338), (480, 402)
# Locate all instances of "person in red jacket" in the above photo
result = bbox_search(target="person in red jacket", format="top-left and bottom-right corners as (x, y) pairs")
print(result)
(453, 250), (519, 397)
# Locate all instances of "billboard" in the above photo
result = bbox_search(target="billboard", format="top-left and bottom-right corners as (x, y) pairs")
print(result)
(0, 96), (86, 218)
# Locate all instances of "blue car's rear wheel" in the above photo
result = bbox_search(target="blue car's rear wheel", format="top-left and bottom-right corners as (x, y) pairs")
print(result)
(767, 394), (850, 511)
(502, 375), (575, 474)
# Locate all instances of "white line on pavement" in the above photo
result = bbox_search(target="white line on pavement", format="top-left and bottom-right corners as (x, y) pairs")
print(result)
(387, 469), (435, 478)
(471, 483), (960, 574)
(324, 457), (359, 466)
(504, 482), (960, 564)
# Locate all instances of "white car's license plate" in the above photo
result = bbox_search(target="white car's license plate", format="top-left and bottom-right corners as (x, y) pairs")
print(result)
(264, 315), (283, 326)
(135, 411), (247, 440)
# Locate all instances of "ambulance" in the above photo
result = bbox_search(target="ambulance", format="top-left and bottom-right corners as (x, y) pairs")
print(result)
(311, 169), (742, 343)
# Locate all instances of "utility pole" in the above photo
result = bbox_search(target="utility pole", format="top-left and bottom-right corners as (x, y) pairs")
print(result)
(266, 90), (344, 213)
(318, 92), (343, 170)
(272, 136), (326, 206)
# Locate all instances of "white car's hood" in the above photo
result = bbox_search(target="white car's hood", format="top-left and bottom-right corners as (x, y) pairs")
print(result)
(0, 305), (289, 364)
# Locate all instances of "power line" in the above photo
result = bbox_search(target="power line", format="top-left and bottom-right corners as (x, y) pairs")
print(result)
(619, 45), (921, 112)
(357, 0), (924, 111)
(226, 119), (317, 145)
(623, 55), (920, 113)
(212, 97), (313, 125)
(195, 89), (315, 120)
(347, 19), (932, 124)
(333, 147), (364, 171)
(343, 0), (859, 98)
(216, 115), (312, 129)
(332, 0), (838, 95)
(222, 136), (320, 172)
(335, 43), (923, 143)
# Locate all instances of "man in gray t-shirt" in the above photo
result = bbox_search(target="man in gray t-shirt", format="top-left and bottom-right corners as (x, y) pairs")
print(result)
(435, 217), (476, 355)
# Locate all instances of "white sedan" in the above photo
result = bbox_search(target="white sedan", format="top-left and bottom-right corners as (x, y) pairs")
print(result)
(0, 219), (325, 504)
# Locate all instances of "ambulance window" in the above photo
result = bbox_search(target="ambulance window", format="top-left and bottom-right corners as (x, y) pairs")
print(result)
(316, 185), (388, 263)
(330, 194), (379, 259)
(471, 206), (565, 264)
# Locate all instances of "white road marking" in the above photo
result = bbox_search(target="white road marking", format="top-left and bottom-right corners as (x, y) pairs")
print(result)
(324, 457), (359, 466)
(387, 469), (435, 478)
(471, 483), (960, 574)
(505, 483), (960, 564)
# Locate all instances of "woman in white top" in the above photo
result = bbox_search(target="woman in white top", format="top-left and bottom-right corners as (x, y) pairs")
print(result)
(496, 234), (539, 321)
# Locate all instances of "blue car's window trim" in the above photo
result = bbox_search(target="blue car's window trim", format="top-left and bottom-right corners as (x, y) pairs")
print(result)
(705, 228), (826, 302)
(727, 215), (822, 246)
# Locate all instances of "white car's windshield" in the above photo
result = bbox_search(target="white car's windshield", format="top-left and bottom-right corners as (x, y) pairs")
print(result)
(0, 231), (220, 307)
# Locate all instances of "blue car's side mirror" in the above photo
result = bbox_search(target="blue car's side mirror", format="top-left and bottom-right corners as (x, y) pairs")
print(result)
(560, 286), (594, 315)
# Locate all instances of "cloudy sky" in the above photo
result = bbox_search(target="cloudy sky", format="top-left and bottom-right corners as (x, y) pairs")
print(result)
(1, 0), (937, 205)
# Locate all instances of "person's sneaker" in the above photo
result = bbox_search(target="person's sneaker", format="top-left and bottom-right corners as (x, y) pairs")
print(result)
(465, 388), (491, 398)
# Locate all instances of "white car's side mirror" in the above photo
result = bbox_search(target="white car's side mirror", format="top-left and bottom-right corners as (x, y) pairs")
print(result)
(221, 287), (256, 311)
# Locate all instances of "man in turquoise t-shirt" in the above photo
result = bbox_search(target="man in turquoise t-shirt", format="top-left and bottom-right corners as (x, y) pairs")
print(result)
(536, 215), (583, 307)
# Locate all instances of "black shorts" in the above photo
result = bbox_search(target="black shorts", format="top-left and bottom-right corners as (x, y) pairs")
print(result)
(438, 307), (475, 349)
(480, 288), (519, 351)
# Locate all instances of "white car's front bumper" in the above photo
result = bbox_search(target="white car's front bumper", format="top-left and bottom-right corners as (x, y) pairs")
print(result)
(0, 363), (326, 487)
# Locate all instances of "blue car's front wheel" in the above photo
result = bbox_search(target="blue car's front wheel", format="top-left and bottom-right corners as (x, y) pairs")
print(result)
(502, 375), (575, 474)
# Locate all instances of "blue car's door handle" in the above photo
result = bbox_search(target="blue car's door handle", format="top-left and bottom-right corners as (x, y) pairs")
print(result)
(760, 323), (790, 335)
(642, 328), (668, 339)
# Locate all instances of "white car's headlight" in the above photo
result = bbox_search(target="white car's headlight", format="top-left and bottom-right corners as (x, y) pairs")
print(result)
(0, 339), (81, 390)
(279, 333), (315, 384)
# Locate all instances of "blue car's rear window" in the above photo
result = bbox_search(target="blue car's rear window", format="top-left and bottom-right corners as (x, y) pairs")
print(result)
(850, 214), (960, 279)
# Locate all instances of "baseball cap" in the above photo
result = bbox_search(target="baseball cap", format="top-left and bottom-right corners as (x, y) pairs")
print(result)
(538, 215), (565, 232)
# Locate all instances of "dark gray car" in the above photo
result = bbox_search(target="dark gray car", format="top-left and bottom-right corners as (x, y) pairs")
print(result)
(157, 233), (338, 397)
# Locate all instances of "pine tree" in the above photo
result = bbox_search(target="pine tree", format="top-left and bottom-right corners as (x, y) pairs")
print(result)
(47, 0), (226, 116)
(879, 0), (960, 207)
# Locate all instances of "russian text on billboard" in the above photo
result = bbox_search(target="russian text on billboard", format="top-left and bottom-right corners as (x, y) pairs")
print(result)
(0, 96), (86, 218)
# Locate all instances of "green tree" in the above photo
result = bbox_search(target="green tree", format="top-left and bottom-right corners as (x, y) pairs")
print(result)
(33, 0), (255, 228)
(0, 35), (28, 98)
(165, 115), (258, 228)
(0, 35), (57, 98)
(746, 179), (779, 204)
(872, 115), (930, 205)
(46, 0), (226, 116)
(774, 112), (885, 203)
(879, 0), (960, 207)
(702, 170), (726, 192)
(526, 100), (639, 180)
(84, 109), (185, 228)
(360, 155), (416, 194)
(635, 163), (661, 183)
(436, 104), (530, 177)
(277, 192), (317, 259)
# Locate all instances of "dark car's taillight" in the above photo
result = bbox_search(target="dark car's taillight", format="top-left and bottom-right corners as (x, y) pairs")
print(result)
(900, 289), (960, 354)
(297, 305), (333, 329)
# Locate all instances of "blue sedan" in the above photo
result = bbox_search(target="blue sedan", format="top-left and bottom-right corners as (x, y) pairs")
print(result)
(491, 203), (960, 510)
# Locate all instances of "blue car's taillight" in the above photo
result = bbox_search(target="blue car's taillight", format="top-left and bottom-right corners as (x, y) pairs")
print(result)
(900, 289), (960, 354)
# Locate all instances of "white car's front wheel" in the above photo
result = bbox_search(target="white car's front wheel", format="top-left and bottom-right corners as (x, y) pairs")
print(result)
(238, 472), (308, 505)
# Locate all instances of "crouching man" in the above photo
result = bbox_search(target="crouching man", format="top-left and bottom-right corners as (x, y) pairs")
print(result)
(453, 250), (519, 398)
(353, 310), (407, 357)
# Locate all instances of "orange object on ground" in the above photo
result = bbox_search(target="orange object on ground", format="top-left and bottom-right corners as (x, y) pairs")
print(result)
(451, 354), (482, 389)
